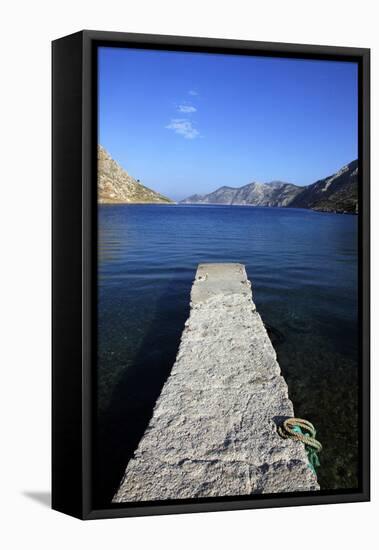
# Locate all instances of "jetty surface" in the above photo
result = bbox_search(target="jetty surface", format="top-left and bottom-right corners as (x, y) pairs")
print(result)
(113, 263), (319, 502)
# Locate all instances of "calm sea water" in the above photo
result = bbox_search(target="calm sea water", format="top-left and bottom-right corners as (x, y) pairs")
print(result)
(96, 204), (359, 504)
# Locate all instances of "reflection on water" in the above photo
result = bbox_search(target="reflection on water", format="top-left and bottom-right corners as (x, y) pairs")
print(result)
(96, 204), (358, 504)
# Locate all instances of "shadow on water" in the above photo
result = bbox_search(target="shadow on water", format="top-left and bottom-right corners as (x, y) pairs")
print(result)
(95, 205), (359, 498)
(264, 322), (286, 347)
(94, 280), (190, 507)
(268, 330), (359, 490)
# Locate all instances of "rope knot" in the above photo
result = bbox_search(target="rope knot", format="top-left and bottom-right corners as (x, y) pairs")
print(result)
(278, 417), (322, 474)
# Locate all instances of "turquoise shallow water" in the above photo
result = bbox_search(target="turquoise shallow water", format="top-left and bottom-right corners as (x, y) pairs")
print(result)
(96, 204), (359, 504)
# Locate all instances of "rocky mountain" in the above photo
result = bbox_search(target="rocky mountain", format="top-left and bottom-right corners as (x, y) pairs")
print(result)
(98, 145), (173, 204)
(289, 160), (358, 214)
(182, 181), (302, 207)
(181, 160), (358, 213)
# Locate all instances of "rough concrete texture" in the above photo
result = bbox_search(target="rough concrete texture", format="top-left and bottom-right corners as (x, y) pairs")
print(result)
(113, 264), (319, 502)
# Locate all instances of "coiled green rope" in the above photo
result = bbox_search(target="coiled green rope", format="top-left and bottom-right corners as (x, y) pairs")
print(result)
(278, 418), (322, 474)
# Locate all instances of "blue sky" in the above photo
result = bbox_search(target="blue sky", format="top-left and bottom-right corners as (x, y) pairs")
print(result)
(98, 47), (358, 201)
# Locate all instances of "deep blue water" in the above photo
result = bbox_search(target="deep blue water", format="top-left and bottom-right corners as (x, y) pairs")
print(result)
(96, 204), (359, 503)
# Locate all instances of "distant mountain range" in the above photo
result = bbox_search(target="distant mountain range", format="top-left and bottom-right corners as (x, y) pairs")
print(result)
(181, 160), (358, 214)
(98, 145), (173, 204)
(98, 146), (358, 214)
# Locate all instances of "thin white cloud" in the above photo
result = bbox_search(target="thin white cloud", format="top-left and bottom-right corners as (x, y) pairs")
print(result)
(166, 118), (199, 139)
(178, 104), (197, 113)
(188, 90), (198, 96)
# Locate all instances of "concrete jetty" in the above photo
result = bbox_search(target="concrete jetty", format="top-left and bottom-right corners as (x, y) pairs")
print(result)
(113, 264), (319, 502)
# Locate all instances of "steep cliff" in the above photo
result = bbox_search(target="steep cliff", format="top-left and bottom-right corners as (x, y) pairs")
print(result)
(290, 160), (358, 213)
(98, 146), (173, 204)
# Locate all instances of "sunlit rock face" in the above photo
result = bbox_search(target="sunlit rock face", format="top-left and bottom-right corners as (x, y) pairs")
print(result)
(181, 160), (358, 214)
(98, 145), (173, 204)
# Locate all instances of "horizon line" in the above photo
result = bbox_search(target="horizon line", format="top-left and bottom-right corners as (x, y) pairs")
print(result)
(98, 144), (357, 199)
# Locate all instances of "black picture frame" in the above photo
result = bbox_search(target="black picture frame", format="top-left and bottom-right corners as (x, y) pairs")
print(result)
(52, 30), (370, 520)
